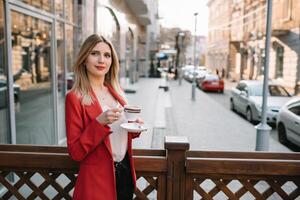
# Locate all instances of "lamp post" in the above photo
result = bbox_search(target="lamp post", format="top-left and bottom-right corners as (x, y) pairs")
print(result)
(192, 12), (198, 101)
(255, 0), (273, 151)
(178, 32), (185, 85)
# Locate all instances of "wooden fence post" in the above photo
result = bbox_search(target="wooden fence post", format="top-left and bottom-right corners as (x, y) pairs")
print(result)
(165, 136), (189, 200)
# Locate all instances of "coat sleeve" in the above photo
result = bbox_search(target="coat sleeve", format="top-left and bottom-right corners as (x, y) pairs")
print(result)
(65, 92), (111, 161)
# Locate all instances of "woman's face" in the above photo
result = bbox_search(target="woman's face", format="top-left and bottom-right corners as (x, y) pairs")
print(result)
(85, 42), (112, 79)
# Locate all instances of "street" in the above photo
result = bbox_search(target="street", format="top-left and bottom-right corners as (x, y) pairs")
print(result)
(204, 80), (300, 152)
(129, 77), (294, 153)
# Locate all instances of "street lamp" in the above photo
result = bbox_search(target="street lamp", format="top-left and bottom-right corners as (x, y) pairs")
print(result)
(191, 12), (198, 101)
(177, 32), (185, 85)
(255, 0), (273, 151)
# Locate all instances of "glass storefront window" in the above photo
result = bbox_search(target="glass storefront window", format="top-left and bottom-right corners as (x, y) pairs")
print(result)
(18, 0), (52, 13)
(11, 11), (54, 144)
(66, 25), (74, 75)
(55, 0), (64, 18)
(66, 0), (78, 23)
(56, 22), (66, 144)
(0, 1), (10, 144)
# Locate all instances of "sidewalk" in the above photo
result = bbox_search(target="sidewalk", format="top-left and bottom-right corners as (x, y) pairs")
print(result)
(126, 78), (171, 149)
(128, 77), (291, 152)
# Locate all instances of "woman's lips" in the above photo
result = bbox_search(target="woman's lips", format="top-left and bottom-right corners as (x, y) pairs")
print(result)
(96, 66), (105, 70)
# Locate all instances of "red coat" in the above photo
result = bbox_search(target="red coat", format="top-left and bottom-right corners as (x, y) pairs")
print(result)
(65, 85), (140, 200)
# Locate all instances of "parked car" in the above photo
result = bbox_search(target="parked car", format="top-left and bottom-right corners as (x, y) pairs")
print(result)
(230, 80), (292, 124)
(0, 78), (20, 109)
(276, 97), (300, 147)
(183, 66), (210, 82)
(197, 73), (224, 93)
(66, 72), (75, 90)
(57, 72), (75, 91)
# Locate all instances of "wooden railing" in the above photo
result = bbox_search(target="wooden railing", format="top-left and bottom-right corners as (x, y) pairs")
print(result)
(0, 136), (300, 200)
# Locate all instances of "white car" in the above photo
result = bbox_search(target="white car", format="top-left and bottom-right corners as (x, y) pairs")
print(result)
(183, 66), (210, 82)
(277, 97), (300, 147)
(230, 80), (292, 124)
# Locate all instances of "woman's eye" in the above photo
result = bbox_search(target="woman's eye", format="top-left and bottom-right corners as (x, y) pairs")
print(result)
(105, 53), (111, 58)
(91, 52), (99, 56)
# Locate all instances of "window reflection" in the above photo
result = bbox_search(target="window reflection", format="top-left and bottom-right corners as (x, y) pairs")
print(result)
(0, 1), (10, 143)
(56, 22), (66, 144)
(57, 23), (64, 93)
(11, 11), (54, 144)
(18, 0), (52, 12)
(65, 25), (80, 91)
(66, 0), (78, 23)
(55, 0), (64, 18)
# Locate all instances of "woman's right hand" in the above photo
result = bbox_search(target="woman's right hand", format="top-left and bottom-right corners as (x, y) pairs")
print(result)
(96, 107), (123, 125)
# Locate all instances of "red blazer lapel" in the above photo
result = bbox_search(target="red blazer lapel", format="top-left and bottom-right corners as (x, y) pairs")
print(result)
(106, 84), (126, 106)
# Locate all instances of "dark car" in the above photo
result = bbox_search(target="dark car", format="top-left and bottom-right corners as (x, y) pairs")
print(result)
(0, 79), (20, 109)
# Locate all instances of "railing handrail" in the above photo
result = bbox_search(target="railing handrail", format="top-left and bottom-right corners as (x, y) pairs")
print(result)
(0, 144), (167, 156)
(187, 150), (300, 160)
(186, 157), (300, 176)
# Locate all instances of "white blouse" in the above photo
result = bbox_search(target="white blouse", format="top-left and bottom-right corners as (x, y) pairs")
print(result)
(101, 101), (128, 162)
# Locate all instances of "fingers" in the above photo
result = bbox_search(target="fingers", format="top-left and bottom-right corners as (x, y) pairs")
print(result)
(111, 107), (124, 113)
(105, 108), (123, 124)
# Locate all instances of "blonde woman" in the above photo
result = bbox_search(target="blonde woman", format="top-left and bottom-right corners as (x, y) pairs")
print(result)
(65, 34), (142, 200)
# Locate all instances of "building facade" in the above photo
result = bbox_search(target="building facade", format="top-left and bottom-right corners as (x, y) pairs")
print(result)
(185, 35), (207, 66)
(207, 0), (300, 94)
(206, 0), (231, 75)
(0, 0), (156, 145)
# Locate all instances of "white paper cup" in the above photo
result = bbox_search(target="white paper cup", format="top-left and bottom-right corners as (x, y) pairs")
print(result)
(124, 105), (141, 122)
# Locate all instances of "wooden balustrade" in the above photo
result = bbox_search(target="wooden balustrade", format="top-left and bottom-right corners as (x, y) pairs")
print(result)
(0, 136), (300, 199)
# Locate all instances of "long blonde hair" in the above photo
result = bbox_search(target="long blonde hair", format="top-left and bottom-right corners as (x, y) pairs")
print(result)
(72, 34), (126, 105)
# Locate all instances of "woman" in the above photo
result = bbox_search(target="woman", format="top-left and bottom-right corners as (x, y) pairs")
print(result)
(65, 34), (142, 200)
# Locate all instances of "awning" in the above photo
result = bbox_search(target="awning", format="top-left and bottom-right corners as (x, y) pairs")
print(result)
(156, 52), (168, 60)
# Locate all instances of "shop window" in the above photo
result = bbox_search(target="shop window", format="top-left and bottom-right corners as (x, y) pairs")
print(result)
(66, 0), (79, 24)
(18, 0), (52, 13)
(56, 22), (66, 144)
(0, 0), (10, 144)
(66, 25), (74, 75)
(55, 0), (64, 18)
(11, 11), (54, 144)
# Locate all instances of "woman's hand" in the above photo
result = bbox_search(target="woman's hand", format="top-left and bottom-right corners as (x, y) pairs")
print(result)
(96, 107), (123, 125)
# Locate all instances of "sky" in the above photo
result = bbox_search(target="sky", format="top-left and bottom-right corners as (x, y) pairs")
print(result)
(158, 0), (209, 36)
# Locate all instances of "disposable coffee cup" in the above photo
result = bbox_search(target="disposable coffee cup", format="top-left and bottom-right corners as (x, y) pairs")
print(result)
(124, 105), (141, 122)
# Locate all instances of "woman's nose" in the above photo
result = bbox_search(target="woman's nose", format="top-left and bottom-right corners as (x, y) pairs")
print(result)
(97, 54), (103, 62)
